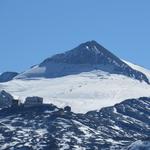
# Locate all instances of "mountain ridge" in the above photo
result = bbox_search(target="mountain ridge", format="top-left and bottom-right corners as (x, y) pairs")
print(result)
(0, 96), (149, 149)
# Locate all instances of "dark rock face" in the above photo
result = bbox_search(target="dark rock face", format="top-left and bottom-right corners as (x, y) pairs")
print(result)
(0, 90), (14, 108)
(0, 72), (18, 82)
(0, 97), (149, 149)
(24, 96), (43, 107)
(40, 41), (149, 84)
(64, 106), (71, 112)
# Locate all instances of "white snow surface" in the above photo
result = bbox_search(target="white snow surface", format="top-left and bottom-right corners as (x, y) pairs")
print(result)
(0, 61), (150, 113)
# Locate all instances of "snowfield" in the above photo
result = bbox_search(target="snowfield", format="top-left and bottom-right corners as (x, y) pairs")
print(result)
(0, 61), (150, 113)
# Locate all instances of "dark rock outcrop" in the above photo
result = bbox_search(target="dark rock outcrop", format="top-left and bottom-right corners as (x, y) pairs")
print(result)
(0, 90), (14, 108)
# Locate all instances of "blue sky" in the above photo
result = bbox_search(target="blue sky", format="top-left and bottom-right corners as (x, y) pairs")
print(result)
(0, 0), (150, 73)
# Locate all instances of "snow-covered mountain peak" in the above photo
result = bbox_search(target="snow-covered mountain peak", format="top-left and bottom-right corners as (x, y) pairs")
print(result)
(0, 41), (150, 112)
(14, 41), (149, 84)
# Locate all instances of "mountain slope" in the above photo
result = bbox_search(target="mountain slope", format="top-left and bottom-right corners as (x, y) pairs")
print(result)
(123, 60), (150, 80)
(0, 97), (149, 150)
(14, 41), (149, 84)
(0, 41), (150, 113)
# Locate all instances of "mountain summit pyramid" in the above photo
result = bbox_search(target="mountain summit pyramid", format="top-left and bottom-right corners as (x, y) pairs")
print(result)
(15, 41), (149, 84)
(40, 40), (121, 65)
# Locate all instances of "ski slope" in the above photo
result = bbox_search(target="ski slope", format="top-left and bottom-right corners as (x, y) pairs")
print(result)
(0, 61), (150, 113)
